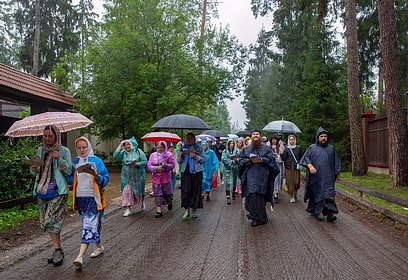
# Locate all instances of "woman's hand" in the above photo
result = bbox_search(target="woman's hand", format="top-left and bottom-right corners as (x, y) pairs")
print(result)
(30, 165), (38, 172)
(58, 163), (66, 171)
(84, 167), (99, 180)
(51, 151), (60, 160)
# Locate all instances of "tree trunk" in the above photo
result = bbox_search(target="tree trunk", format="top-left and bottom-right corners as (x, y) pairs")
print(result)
(345, 0), (367, 176)
(32, 0), (41, 76)
(378, 0), (408, 187)
(377, 61), (384, 115)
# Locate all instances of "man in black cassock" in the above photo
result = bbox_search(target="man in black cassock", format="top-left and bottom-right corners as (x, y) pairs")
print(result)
(300, 127), (341, 222)
(238, 129), (279, 227)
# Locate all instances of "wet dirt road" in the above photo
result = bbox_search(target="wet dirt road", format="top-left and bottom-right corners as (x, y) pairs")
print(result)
(0, 179), (407, 280)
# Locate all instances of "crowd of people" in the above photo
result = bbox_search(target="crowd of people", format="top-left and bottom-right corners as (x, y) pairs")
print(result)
(28, 125), (340, 270)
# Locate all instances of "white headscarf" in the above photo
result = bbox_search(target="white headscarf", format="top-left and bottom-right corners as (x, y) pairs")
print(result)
(74, 136), (98, 203)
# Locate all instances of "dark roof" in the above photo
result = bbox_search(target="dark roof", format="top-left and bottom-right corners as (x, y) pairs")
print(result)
(0, 63), (75, 106)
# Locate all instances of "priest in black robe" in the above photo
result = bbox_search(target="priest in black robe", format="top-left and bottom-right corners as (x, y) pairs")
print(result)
(300, 127), (341, 222)
(238, 129), (279, 227)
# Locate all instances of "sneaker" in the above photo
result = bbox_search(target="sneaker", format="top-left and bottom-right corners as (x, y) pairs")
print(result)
(290, 195), (296, 203)
(182, 212), (190, 220)
(47, 250), (57, 264)
(123, 208), (132, 217)
(90, 245), (105, 258)
(141, 201), (146, 211)
(52, 250), (64, 266)
(73, 256), (83, 268)
(226, 196), (231, 205)
(327, 213), (337, 223)
(313, 214), (325, 221)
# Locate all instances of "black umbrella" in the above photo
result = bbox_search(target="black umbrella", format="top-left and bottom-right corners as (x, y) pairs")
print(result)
(235, 130), (251, 138)
(151, 114), (211, 130)
(201, 129), (229, 138)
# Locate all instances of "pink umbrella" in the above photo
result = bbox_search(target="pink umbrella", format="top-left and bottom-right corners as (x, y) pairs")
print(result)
(141, 132), (181, 143)
(5, 112), (93, 137)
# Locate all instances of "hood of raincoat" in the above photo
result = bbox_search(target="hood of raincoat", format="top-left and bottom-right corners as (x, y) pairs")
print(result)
(201, 140), (209, 151)
(315, 127), (330, 143)
(129, 136), (139, 150)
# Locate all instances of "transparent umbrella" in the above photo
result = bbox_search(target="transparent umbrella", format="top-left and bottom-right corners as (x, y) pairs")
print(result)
(262, 119), (301, 134)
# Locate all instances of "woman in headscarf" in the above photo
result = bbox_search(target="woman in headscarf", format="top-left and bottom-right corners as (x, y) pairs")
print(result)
(113, 137), (147, 217)
(29, 125), (72, 267)
(221, 139), (239, 204)
(147, 141), (176, 217)
(201, 140), (219, 201)
(71, 136), (110, 269)
(270, 134), (285, 203)
(236, 137), (245, 195)
(281, 135), (303, 203)
(174, 141), (183, 189)
(178, 132), (206, 220)
(168, 143), (178, 191)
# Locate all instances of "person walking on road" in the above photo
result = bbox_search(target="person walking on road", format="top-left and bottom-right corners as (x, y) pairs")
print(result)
(221, 139), (239, 204)
(238, 129), (279, 227)
(269, 134), (285, 203)
(71, 136), (110, 269)
(201, 140), (219, 201)
(281, 135), (303, 203)
(212, 137), (226, 183)
(147, 141), (176, 218)
(113, 137), (147, 217)
(300, 127), (341, 222)
(178, 132), (206, 220)
(29, 125), (72, 267)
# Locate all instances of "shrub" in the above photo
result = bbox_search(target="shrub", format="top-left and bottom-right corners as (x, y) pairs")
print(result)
(0, 138), (41, 201)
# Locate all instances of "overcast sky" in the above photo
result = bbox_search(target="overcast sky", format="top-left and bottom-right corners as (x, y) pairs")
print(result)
(91, 0), (273, 130)
(215, 1), (272, 130)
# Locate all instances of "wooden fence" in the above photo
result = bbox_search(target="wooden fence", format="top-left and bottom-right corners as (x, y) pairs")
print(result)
(337, 179), (408, 225)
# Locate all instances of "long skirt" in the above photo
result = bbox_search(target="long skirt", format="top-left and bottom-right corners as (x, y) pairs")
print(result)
(274, 162), (284, 193)
(76, 197), (103, 244)
(38, 194), (68, 234)
(153, 182), (173, 206)
(285, 168), (300, 195)
(122, 184), (145, 207)
(181, 170), (203, 209)
(245, 193), (268, 224)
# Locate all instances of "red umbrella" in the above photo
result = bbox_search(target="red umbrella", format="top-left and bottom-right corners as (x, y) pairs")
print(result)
(141, 132), (181, 143)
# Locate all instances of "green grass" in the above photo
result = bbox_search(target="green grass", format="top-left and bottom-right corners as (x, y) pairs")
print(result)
(0, 203), (39, 232)
(0, 194), (74, 233)
(337, 172), (408, 218)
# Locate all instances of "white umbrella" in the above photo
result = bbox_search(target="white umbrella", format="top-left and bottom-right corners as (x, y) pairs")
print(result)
(263, 119), (301, 133)
(5, 111), (93, 137)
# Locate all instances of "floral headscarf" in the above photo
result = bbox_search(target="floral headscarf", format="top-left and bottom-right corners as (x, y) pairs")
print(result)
(36, 125), (62, 194)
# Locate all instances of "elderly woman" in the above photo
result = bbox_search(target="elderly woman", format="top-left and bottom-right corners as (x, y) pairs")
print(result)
(113, 137), (147, 217)
(30, 125), (72, 267)
(201, 140), (219, 201)
(221, 139), (239, 204)
(71, 136), (109, 269)
(178, 132), (206, 220)
(147, 141), (176, 217)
